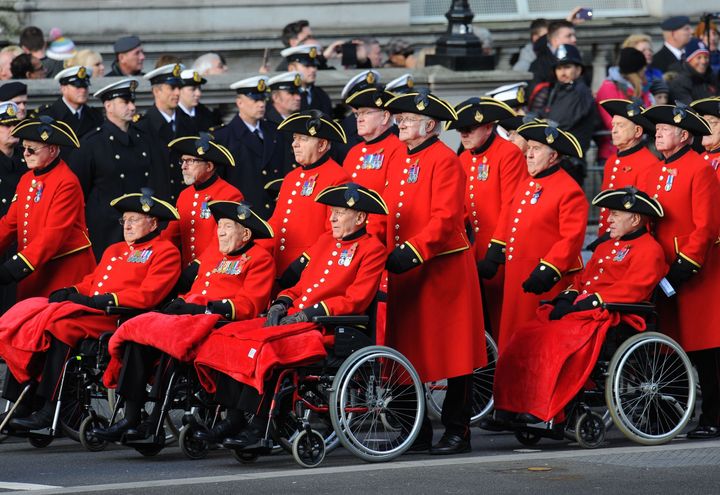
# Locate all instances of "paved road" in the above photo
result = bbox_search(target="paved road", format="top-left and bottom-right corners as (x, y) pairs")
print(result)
(1, 424), (719, 494)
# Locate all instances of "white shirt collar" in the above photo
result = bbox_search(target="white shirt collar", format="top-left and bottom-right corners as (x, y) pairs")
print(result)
(157, 108), (175, 123)
(62, 97), (81, 115)
(178, 103), (195, 117)
(664, 42), (684, 61)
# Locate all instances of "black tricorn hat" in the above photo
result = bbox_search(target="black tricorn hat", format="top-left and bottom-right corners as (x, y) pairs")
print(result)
(208, 200), (274, 239)
(599, 98), (655, 133)
(641, 104), (711, 136)
(278, 110), (347, 143)
(12, 115), (80, 148)
(446, 97), (516, 130)
(690, 97), (720, 118)
(168, 133), (235, 167)
(110, 188), (180, 220)
(384, 89), (458, 122)
(517, 121), (583, 158)
(345, 87), (395, 110)
(315, 182), (388, 215)
(499, 112), (543, 131)
(592, 187), (664, 218)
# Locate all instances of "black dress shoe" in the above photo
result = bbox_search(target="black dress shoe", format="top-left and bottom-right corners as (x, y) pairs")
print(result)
(477, 417), (508, 432)
(91, 418), (135, 442)
(687, 425), (720, 439)
(516, 413), (544, 424)
(222, 428), (261, 449)
(8, 404), (54, 430)
(193, 419), (240, 443)
(123, 420), (156, 441)
(429, 432), (471, 455)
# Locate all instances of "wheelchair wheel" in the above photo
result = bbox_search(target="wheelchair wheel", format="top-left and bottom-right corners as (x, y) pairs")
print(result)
(28, 435), (54, 448)
(605, 332), (696, 445)
(79, 414), (109, 452)
(514, 430), (541, 446)
(59, 364), (115, 443)
(231, 449), (259, 464)
(329, 345), (425, 463)
(425, 331), (498, 424)
(292, 429), (326, 468)
(574, 411), (605, 449)
(179, 424), (209, 460)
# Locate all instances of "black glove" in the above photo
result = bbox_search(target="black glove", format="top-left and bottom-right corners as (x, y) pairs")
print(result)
(549, 299), (574, 320)
(175, 262), (200, 295)
(279, 311), (309, 325)
(664, 257), (698, 290)
(522, 263), (561, 295)
(0, 265), (13, 285)
(162, 298), (206, 315)
(476, 259), (499, 279)
(265, 302), (288, 327)
(207, 300), (234, 320)
(49, 287), (76, 303)
(386, 243), (421, 274)
(278, 254), (309, 289)
(66, 292), (94, 308)
(585, 232), (610, 252)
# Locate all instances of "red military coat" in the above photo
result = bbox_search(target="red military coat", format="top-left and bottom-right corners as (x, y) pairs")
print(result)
(183, 242), (275, 320)
(461, 133), (527, 336)
(492, 165), (587, 352)
(265, 154), (349, 273)
(702, 148), (720, 181)
(597, 144), (659, 235)
(639, 146), (720, 351)
(0, 158), (96, 300)
(381, 137), (487, 383)
(276, 229), (385, 318)
(342, 129), (404, 193)
(163, 174), (244, 266)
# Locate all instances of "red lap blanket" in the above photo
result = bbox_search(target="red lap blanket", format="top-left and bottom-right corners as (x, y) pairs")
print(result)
(493, 305), (645, 422)
(0, 297), (106, 383)
(103, 312), (222, 388)
(194, 317), (327, 394)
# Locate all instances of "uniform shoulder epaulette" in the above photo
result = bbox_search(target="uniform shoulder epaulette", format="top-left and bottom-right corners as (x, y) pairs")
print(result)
(81, 126), (104, 141)
(208, 123), (226, 133)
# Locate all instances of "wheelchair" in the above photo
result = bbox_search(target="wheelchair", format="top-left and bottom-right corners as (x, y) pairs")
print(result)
(0, 334), (116, 450)
(179, 310), (426, 468)
(503, 301), (696, 449)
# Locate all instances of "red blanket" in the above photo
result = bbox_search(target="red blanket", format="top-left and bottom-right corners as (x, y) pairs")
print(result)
(194, 317), (327, 394)
(0, 297), (105, 383)
(493, 305), (645, 422)
(103, 312), (222, 388)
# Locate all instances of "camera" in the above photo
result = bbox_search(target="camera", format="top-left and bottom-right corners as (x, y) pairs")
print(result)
(575, 8), (593, 20)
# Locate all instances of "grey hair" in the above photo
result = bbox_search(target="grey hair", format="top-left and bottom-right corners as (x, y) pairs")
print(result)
(192, 53), (222, 76)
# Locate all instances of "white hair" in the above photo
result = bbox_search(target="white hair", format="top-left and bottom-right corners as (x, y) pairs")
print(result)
(192, 53), (222, 76)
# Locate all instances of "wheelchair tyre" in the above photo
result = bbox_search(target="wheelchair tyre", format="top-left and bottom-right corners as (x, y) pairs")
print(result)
(574, 412), (605, 449)
(79, 415), (109, 452)
(133, 428), (166, 457)
(605, 332), (695, 445)
(231, 449), (259, 464)
(330, 345), (425, 462)
(59, 367), (115, 443)
(292, 429), (326, 468)
(179, 424), (209, 460)
(425, 331), (498, 424)
(28, 435), (54, 448)
(514, 430), (541, 446)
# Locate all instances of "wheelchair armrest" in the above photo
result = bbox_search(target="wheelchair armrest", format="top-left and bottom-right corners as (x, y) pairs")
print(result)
(601, 302), (655, 314)
(312, 315), (370, 326)
(105, 306), (144, 318)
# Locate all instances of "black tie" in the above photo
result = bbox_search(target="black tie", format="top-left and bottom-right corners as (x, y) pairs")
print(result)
(253, 128), (263, 143)
(170, 118), (176, 134)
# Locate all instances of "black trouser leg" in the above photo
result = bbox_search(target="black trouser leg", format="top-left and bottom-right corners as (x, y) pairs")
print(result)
(214, 372), (277, 430)
(689, 348), (720, 427)
(116, 342), (165, 424)
(35, 337), (72, 403)
(441, 374), (472, 438)
(1, 369), (38, 416)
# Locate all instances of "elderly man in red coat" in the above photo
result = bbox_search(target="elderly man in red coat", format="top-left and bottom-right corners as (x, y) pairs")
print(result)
(379, 90), (487, 455)
(494, 187), (667, 423)
(0, 116), (96, 301)
(478, 122), (588, 353)
(447, 97), (527, 337)
(162, 134), (243, 268)
(92, 201), (275, 442)
(266, 110), (350, 282)
(594, 99), (658, 239)
(191, 183), (387, 448)
(1, 190), (180, 431)
(638, 104), (720, 439)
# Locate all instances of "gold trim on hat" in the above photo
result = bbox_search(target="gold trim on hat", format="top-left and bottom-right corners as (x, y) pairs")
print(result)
(474, 111), (484, 123)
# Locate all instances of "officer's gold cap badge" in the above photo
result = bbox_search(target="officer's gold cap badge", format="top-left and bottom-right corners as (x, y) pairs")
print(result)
(293, 74), (302, 87)
(257, 79), (266, 92)
(517, 87), (526, 104)
(474, 111), (484, 123)
(77, 67), (87, 79)
(193, 72), (202, 83)
(407, 78), (414, 88)
(309, 47), (317, 59)
(172, 64), (182, 77)
(366, 72), (375, 84)
(6, 105), (15, 117)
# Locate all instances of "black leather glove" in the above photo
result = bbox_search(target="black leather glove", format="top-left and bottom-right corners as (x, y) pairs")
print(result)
(265, 302), (288, 327)
(386, 243), (421, 274)
(476, 259), (500, 279)
(162, 298), (206, 315)
(279, 311), (309, 325)
(522, 263), (561, 295)
(0, 264), (13, 285)
(549, 299), (574, 320)
(66, 292), (94, 308)
(664, 257), (698, 290)
(48, 287), (76, 303)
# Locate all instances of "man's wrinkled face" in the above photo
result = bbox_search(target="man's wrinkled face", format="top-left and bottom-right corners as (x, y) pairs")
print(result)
(607, 210), (641, 239)
(217, 218), (251, 254)
(525, 140), (557, 177)
(121, 212), (156, 243)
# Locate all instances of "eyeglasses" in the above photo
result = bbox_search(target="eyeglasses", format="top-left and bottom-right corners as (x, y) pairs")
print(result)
(179, 158), (207, 165)
(118, 217), (147, 226)
(354, 109), (383, 120)
(23, 145), (51, 155)
(394, 115), (426, 126)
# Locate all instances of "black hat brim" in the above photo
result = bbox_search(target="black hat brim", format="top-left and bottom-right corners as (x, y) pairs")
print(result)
(384, 92), (457, 121)
(110, 193), (180, 221)
(592, 188), (664, 217)
(278, 112), (347, 143)
(168, 136), (235, 167)
(315, 184), (388, 215)
(447, 98), (516, 130)
(517, 122), (583, 158)
(641, 105), (711, 136)
(345, 88), (394, 109)
(12, 117), (80, 148)
(690, 97), (720, 118)
(600, 99), (655, 133)
(208, 201), (274, 239)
